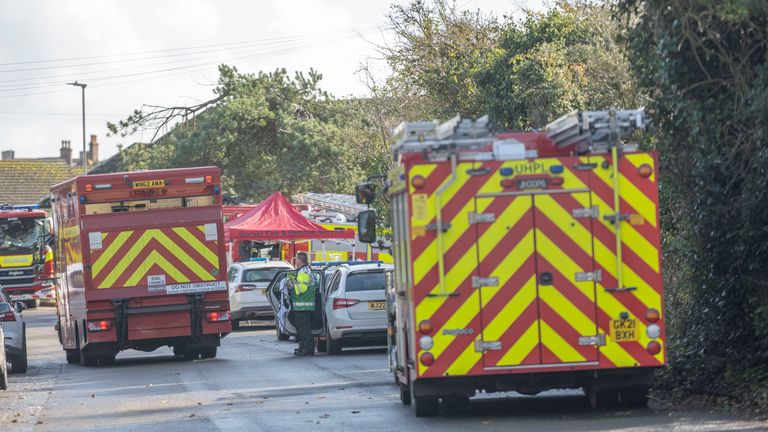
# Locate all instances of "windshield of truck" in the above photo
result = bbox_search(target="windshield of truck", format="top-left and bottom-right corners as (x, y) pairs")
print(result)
(0, 217), (43, 252)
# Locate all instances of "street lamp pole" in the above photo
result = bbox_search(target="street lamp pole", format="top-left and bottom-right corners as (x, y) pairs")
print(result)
(66, 81), (87, 175)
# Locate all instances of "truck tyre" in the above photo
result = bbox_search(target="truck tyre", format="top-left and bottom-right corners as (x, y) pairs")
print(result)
(399, 383), (411, 405)
(65, 349), (80, 364)
(327, 332), (342, 355)
(587, 386), (619, 409)
(442, 396), (470, 415)
(232, 320), (240, 331)
(99, 355), (116, 366)
(410, 381), (439, 417)
(182, 349), (200, 361)
(276, 327), (289, 341)
(9, 328), (28, 374)
(620, 387), (649, 408)
(0, 364), (7, 390)
(200, 346), (217, 359)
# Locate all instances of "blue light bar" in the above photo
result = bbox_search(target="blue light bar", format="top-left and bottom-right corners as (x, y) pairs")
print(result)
(0, 204), (42, 211)
(249, 257), (268, 262)
(311, 260), (384, 267)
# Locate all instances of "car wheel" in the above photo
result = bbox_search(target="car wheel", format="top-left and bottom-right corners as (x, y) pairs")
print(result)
(276, 327), (289, 341)
(316, 337), (327, 353)
(327, 332), (342, 355)
(0, 363), (7, 390)
(10, 327), (28, 374)
(24, 299), (40, 309)
(410, 381), (439, 417)
(200, 346), (217, 359)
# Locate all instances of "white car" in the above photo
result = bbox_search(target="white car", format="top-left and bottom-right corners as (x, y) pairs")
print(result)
(227, 260), (293, 329)
(0, 289), (27, 373)
(0, 327), (7, 390)
(321, 263), (393, 354)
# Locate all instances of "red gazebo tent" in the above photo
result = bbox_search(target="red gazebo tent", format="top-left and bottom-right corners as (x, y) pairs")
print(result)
(224, 192), (355, 241)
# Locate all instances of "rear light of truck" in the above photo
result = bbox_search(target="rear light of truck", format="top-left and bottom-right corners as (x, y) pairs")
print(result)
(333, 298), (360, 309)
(646, 340), (662, 355)
(644, 308), (660, 322)
(206, 311), (230, 322)
(235, 284), (257, 292)
(418, 320), (433, 334)
(420, 352), (435, 366)
(87, 320), (112, 332)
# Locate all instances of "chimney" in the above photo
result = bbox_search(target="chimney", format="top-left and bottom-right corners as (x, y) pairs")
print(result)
(60, 140), (72, 165)
(88, 134), (99, 164)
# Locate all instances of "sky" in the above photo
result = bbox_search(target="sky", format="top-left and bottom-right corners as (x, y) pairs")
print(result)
(0, 0), (544, 162)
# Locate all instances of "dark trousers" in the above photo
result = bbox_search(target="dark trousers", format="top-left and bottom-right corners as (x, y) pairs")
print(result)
(294, 311), (314, 354)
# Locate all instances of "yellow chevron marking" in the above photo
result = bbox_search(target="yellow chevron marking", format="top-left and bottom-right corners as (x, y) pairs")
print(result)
(98, 229), (215, 289)
(172, 226), (218, 266)
(540, 320), (585, 363)
(92, 230), (133, 277)
(625, 153), (656, 183)
(124, 250), (190, 286)
(591, 160), (657, 228)
(445, 338), (482, 376)
(482, 274), (537, 341)
(539, 286), (596, 339)
(418, 289), (480, 376)
(497, 321), (540, 365)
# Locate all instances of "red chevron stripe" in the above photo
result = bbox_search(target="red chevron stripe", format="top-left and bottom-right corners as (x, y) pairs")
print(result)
(540, 344), (560, 363)
(618, 156), (658, 206)
(486, 301), (540, 367)
(90, 230), (144, 287)
(535, 254), (603, 330)
(539, 302), (598, 362)
(165, 229), (217, 270)
(110, 237), (195, 288)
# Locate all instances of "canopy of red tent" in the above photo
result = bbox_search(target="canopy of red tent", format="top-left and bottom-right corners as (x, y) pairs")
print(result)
(224, 192), (355, 241)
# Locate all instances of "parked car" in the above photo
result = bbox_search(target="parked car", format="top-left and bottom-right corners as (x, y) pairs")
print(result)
(0, 327), (7, 390)
(228, 259), (293, 329)
(321, 263), (393, 354)
(266, 267), (327, 341)
(0, 289), (27, 373)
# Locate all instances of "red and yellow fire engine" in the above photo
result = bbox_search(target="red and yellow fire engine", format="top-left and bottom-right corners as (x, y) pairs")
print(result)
(51, 167), (231, 366)
(357, 109), (665, 416)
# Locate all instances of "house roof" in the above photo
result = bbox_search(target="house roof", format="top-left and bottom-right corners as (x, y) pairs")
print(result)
(0, 160), (80, 205)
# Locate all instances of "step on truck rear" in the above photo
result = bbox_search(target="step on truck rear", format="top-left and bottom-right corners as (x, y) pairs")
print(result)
(357, 109), (665, 416)
(52, 166), (231, 366)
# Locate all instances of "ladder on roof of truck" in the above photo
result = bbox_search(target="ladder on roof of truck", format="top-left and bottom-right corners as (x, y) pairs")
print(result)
(391, 108), (649, 154)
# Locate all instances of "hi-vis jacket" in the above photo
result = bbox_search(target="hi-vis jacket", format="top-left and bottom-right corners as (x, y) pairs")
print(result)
(290, 266), (316, 311)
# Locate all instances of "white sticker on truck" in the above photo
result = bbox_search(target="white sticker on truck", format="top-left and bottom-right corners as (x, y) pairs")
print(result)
(165, 281), (227, 295)
(204, 223), (218, 241)
(147, 274), (166, 286)
(88, 232), (103, 250)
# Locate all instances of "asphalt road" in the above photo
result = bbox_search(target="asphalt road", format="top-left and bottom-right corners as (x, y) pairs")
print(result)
(1, 308), (765, 432)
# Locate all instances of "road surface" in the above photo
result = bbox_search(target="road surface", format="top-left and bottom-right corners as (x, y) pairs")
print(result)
(1, 308), (765, 432)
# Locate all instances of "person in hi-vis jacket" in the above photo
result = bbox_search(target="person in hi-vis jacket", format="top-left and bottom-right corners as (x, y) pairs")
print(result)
(288, 252), (316, 356)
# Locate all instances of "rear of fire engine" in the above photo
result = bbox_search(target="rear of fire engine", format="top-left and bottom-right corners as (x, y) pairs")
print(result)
(371, 109), (665, 416)
(0, 206), (55, 308)
(52, 167), (231, 366)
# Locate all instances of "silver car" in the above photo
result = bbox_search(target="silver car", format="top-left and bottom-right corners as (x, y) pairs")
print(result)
(0, 289), (27, 374)
(227, 260), (293, 330)
(321, 263), (393, 354)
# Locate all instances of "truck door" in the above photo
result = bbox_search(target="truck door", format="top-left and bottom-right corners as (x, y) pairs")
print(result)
(475, 157), (600, 368)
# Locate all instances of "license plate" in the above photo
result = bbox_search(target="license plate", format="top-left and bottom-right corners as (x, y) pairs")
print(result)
(517, 178), (548, 189)
(132, 179), (165, 189)
(611, 318), (638, 342)
(368, 301), (386, 310)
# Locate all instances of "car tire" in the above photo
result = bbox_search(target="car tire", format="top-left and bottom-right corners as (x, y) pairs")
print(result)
(0, 364), (7, 391)
(327, 332), (342, 355)
(200, 346), (217, 359)
(24, 299), (40, 309)
(10, 327), (28, 374)
(410, 381), (439, 417)
(65, 349), (80, 364)
(276, 327), (289, 341)
(316, 337), (327, 353)
(232, 320), (241, 331)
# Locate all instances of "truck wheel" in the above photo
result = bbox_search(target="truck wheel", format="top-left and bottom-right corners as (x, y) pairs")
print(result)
(587, 386), (619, 409)
(399, 383), (411, 405)
(9, 328), (28, 374)
(182, 349), (200, 361)
(0, 364), (7, 390)
(200, 346), (217, 359)
(99, 355), (116, 366)
(80, 347), (98, 367)
(410, 381), (439, 417)
(620, 387), (649, 408)
(442, 396), (470, 415)
(276, 327), (289, 341)
(65, 349), (80, 364)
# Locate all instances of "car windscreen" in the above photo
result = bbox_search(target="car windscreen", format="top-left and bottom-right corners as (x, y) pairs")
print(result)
(243, 268), (286, 283)
(345, 271), (386, 292)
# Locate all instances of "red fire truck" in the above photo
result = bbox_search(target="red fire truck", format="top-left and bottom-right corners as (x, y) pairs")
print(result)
(357, 109), (665, 416)
(51, 167), (231, 366)
(0, 205), (55, 308)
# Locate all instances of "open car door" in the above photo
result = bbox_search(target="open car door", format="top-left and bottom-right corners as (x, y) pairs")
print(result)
(266, 269), (326, 337)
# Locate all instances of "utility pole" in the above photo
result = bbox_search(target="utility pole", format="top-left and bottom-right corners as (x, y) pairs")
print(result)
(66, 81), (87, 175)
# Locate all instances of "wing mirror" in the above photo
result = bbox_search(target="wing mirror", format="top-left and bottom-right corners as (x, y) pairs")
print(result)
(14, 301), (26, 313)
(357, 210), (377, 244)
(355, 183), (376, 205)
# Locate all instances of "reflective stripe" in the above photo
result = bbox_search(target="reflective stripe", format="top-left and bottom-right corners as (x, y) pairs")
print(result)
(294, 302), (314, 307)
